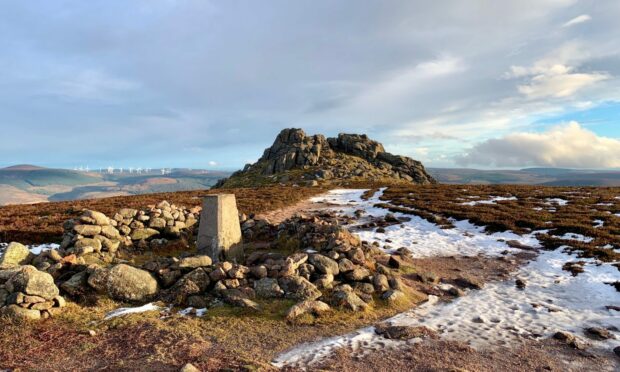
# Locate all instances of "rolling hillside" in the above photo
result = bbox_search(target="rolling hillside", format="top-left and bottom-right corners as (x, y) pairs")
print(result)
(0, 165), (230, 205)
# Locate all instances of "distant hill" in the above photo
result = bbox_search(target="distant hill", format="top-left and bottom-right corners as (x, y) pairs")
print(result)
(0, 165), (230, 205)
(429, 168), (620, 186)
(2, 164), (47, 171)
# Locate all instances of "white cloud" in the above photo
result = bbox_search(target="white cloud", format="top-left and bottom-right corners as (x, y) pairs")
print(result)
(456, 122), (620, 168)
(352, 56), (466, 108)
(208, 161), (218, 167)
(562, 14), (592, 28)
(517, 71), (608, 98)
(507, 43), (609, 99)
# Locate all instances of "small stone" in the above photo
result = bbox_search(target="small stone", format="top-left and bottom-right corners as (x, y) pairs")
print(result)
(130, 228), (160, 241)
(345, 267), (371, 281)
(373, 274), (390, 292)
(178, 256), (213, 269)
(381, 289), (405, 303)
(454, 276), (484, 290)
(387, 255), (404, 269)
(516, 278), (527, 289)
(585, 327), (616, 340)
(254, 278), (284, 298)
(331, 290), (368, 311)
(375, 324), (436, 340)
(338, 258), (357, 273)
(180, 363), (200, 372)
(286, 300), (331, 321)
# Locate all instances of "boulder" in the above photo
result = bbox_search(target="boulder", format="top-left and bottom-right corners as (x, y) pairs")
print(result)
(6, 266), (59, 300)
(381, 289), (405, 303)
(278, 275), (322, 301)
(106, 264), (159, 302)
(331, 289), (368, 311)
(0, 242), (31, 269)
(309, 254), (339, 276)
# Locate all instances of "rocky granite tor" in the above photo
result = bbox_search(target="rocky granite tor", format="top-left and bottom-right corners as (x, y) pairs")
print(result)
(216, 128), (436, 187)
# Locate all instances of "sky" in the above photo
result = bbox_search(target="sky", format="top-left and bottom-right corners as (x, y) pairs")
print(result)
(1, 0), (619, 170)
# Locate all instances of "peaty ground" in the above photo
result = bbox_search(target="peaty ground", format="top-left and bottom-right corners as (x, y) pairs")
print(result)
(0, 184), (619, 371)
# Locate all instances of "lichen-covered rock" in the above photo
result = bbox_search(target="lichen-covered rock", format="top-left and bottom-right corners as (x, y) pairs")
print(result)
(81, 210), (110, 226)
(60, 271), (89, 297)
(278, 275), (322, 301)
(331, 289), (368, 311)
(254, 278), (284, 298)
(286, 300), (330, 321)
(309, 254), (339, 276)
(130, 228), (160, 241)
(178, 255), (212, 269)
(73, 224), (102, 237)
(106, 264), (159, 302)
(1, 304), (41, 321)
(6, 266), (59, 300)
(0, 242), (31, 269)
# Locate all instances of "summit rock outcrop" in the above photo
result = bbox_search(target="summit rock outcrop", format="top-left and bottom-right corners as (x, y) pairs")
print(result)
(216, 128), (435, 187)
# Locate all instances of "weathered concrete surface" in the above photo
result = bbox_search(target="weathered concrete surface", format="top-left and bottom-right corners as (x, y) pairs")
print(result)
(197, 194), (243, 262)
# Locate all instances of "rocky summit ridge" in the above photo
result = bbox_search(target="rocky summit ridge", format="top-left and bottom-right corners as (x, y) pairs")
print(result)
(216, 128), (436, 187)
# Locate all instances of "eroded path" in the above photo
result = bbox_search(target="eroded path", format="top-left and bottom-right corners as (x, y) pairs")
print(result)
(273, 189), (620, 371)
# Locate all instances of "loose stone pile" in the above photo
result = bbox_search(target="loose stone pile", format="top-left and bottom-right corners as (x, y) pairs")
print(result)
(1, 201), (416, 323)
(0, 243), (65, 321)
(60, 201), (199, 259)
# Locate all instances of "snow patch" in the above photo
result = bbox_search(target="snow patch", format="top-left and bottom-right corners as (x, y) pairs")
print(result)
(555, 233), (594, 243)
(460, 196), (517, 206)
(274, 247), (620, 368)
(545, 198), (568, 206)
(276, 189), (620, 369)
(311, 189), (539, 258)
(104, 303), (162, 320)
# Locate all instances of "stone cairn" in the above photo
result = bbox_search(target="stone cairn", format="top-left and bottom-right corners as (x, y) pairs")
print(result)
(59, 201), (200, 262)
(1, 200), (415, 322)
(0, 243), (65, 320)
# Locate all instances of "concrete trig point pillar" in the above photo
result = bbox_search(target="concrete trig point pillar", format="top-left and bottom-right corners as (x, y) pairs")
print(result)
(197, 194), (243, 263)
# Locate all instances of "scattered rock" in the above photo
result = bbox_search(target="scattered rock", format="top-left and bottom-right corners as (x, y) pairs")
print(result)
(454, 276), (484, 290)
(331, 289), (368, 311)
(106, 264), (159, 302)
(178, 256), (213, 269)
(279, 276), (322, 301)
(374, 324), (437, 340)
(286, 300), (330, 321)
(585, 327), (616, 340)
(180, 363), (201, 372)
